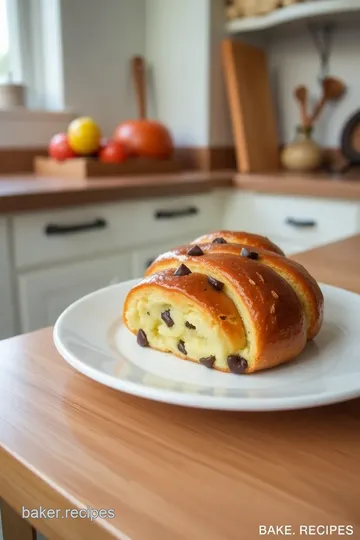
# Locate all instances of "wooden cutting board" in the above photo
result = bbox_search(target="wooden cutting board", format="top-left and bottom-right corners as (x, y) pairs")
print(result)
(222, 39), (280, 173)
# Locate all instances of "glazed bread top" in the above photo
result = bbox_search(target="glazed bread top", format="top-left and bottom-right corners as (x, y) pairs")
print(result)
(146, 242), (323, 340)
(191, 230), (285, 256)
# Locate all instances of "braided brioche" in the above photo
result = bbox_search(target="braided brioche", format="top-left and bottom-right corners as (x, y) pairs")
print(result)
(191, 230), (285, 255)
(123, 231), (324, 374)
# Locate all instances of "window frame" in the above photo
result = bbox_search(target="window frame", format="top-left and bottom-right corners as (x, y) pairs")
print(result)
(2, 0), (23, 82)
(4, 0), (65, 111)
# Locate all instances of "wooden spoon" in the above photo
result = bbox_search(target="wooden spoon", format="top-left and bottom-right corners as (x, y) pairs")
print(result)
(323, 76), (346, 101)
(310, 77), (346, 124)
(294, 85), (309, 127)
(132, 56), (147, 119)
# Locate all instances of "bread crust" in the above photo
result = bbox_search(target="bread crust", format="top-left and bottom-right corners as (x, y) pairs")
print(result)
(142, 252), (307, 373)
(191, 230), (285, 255)
(147, 242), (323, 341)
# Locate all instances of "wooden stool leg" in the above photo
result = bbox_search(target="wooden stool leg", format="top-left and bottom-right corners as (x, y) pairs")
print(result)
(0, 499), (37, 540)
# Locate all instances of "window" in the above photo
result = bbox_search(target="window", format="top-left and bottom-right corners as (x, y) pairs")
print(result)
(0, 0), (10, 80)
(0, 0), (22, 83)
(0, 0), (64, 110)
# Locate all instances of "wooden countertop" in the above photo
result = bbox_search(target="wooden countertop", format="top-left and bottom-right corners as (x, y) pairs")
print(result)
(0, 171), (234, 213)
(0, 235), (359, 540)
(234, 171), (360, 200)
(1, 169), (360, 214)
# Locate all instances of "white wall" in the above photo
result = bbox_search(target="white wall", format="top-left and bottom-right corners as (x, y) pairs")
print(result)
(209, 0), (233, 146)
(0, 110), (75, 147)
(146, 0), (210, 146)
(269, 27), (360, 147)
(61, 0), (145, 137)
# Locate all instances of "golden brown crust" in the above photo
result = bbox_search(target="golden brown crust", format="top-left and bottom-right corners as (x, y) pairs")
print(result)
(191, 230), (285, 256)
(146, 242), (323, 341)
(144, 252), (307, 373)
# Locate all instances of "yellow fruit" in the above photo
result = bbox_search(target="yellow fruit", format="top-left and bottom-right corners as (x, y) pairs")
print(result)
(68, 117), (101, 155)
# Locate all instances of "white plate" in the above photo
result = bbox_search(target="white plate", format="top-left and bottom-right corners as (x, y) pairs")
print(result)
(53, 280), (360, 411)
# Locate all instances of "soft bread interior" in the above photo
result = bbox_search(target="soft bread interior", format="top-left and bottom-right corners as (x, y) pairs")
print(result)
(145, 259), (260, 363)
(125, 288), (245, 372)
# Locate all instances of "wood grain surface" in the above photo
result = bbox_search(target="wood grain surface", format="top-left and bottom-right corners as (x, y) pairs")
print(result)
(0, 171), (233, 214)
(2, 168), (360, 215)
(0, 236), (360, 540)
(222, 39), (280, 173)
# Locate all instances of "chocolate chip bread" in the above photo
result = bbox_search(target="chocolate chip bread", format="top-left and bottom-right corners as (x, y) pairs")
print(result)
(123, 231), (324, 374)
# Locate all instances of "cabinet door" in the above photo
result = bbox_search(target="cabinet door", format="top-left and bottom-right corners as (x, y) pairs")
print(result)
(223, 191), (359, 254)
(18, 253), (131, 333)
(132, 239), (189, 278)
(0, 218), (16, 338)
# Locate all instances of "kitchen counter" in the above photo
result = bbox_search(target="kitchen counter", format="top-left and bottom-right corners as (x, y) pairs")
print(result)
(234, 171), (360, 200)
(1, 169), (360, 213)
(0, 234), (359, 540)
(0, 171), (234, 213)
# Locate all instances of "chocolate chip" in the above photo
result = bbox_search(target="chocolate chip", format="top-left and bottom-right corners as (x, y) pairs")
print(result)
(208, 276), (224, 291)
(185, 321), (196, 330)
(240, 247), (258, 260)
(187, 245), (204, 256)
(227, 355), (248, 374)
(199, 355), (216, 369)
(212, 237), (227, 244)
(147, 312), (150, 316)
(174, 264), (191, 276)
(220, 315), (227, 320)
(137, 329), (149, 347)
(178, 340), (187, 355)
(161, 309), (174, 327)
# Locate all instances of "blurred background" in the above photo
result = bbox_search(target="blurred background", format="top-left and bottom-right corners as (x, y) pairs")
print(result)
(0, 0), (359, 344)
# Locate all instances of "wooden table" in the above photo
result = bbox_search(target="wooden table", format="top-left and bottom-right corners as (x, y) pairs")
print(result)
(1, 235), (360, 540)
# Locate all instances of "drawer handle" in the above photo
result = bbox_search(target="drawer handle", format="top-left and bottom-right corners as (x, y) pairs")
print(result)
(155, 206), (199, 219)
(285, 217), (317, 228)
(44, 218), (107, 236)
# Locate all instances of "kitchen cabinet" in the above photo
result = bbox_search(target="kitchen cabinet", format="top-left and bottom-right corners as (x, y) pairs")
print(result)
(18, 253), (132, 333)
(13, 192), (218, 334)
(0, 218), (16, 339)
(223, 191), (360, 254)
(12, 194), (218, 269)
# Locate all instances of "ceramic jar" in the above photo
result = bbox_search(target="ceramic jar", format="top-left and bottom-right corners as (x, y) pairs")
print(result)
(281, 126), (323, 172)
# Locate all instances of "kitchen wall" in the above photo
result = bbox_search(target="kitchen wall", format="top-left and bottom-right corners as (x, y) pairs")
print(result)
(145, 0), (210, 147)
(208, 0), (233, 147)
(61, 0), (145, 137)
(145, 0), (233, 148)
(0, 109), (75, 147)
(137, 0), (236, 148)
(269, 27), (360, 147)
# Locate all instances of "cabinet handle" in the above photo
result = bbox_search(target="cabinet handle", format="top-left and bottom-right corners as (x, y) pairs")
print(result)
(155, 206), (199, 219)
(44, 218), (107, 236)
(285, 217), (317, 228)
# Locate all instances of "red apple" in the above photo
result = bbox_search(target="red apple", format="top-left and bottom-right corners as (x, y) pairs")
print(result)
(49, 133), (76, 161)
